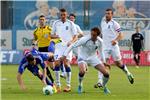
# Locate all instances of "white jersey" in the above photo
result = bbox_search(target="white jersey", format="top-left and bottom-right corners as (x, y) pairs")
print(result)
(75, 24), (83, 34)
(101, 19), (121, 49)
(64, 35), (105, 62)
(52, 19), (77, 43)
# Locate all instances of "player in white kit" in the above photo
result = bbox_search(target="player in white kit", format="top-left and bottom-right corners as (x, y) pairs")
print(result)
(94, 8), (134, 88)
(51, 8), (77, 92)
(60, 13), (84, 79)
(63, 27), (110, 94)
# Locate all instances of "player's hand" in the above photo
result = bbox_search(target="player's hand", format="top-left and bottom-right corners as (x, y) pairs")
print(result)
(111, 40), (117, 46)
(67, 41), (72, 47)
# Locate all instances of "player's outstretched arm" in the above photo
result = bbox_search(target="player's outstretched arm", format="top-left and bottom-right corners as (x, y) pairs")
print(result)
(17, 73), (26, 90)
(42, 68), (47, 85)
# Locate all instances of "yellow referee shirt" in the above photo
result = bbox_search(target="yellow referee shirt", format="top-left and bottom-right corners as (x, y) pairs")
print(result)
(33, 25), (52, 47)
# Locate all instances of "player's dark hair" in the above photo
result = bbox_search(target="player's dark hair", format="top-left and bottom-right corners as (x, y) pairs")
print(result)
(39, 15), (45, 19)
(69, 13), (76, 18)
(106, 8), (113, 14)
(26, 54), (34, 62)
(60, 8), (67, 12)
(91, 27), (101, 36)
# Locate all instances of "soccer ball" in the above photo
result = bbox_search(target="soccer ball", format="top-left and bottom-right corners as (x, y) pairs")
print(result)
(42, 85), (54, 95)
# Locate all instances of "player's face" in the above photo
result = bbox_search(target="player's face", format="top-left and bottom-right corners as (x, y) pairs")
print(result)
(69, 16), (75, 22)
(91, 31), (98, 42)
(136, 27), (140, 33)
(105, 11), (113, 21)
(60, 12), (67, 22)
(39, 17), (46, 26)
(29, 59), (36, 65)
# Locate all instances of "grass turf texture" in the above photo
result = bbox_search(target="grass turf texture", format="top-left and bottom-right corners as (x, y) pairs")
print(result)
(1, 65), (150, 100)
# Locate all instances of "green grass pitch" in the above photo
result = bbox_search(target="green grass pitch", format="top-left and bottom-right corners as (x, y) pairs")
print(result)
(1, 65), (150, 100)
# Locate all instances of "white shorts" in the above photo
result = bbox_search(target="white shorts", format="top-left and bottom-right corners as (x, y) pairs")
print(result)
(78, 56), (102, 67)
(54, 42), (72, 61)
(104, 45), (121, 61)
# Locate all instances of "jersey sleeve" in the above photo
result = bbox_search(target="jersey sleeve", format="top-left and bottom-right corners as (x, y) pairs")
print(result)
(76, 25), (83, 34)
(114, 21), (121, 33)
(51, 20), (57, 35)
(71, 22), (77, 36)
(38, 57), (46, 69)
(47, 26), (52, 35)
(140, 34), (144, 40)
(33, 28), (38, 40)
(18, 58), (27, 74)
(64, 36), (89, 56)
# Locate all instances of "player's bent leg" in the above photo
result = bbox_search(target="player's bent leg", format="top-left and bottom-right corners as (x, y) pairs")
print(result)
(37, 71), (53, 86)
(54, 60), (62, 92)
(115, 60), (134, 84)
(95, 64), (110, 94)
(44, 62), (54, 83)
(60, 62), (66, 79)
(63, 59), (71, 92)
(78, 62), (87, 94)
(94, 58), (110, 88)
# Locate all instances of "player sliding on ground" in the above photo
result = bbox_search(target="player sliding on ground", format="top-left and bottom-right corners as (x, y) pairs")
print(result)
(17, 51), (56, 92)
(94, 8), (134, 88)
(62, 27), (110, 94)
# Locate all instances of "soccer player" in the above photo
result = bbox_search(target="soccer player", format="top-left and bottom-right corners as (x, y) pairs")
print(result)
(94, 8), (134, 88)
(33, 15), (54, 85)
(131, 26), (144, 68)
(17, 52), (53, 90)
(59, 13), (84, 79)
(62, 27), (110, 94)
(51, 8), (77, 92)
(69, 13), (84, 38)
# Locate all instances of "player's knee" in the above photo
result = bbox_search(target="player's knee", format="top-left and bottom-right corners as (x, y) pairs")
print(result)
(103, 73), (109, 78)
(79, 72), (85, 77)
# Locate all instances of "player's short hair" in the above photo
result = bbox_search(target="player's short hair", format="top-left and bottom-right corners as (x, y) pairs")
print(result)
(39, 15), (45, 19)
(91, 27), (101, 36)
(106, 8), (113, 14)
(69, 13), (76, 18)
(60, 8), (67, 12)
(26, 54), (34, 62)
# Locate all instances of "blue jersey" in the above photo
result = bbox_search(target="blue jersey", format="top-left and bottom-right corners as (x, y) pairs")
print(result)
(18, 56), (45, 75)
(31, 48), (49, 61)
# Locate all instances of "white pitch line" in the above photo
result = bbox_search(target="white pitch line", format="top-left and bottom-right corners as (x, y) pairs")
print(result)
(1, 78), (8, 80)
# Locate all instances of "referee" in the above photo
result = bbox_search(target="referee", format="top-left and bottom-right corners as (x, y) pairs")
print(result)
(33, 15), (54, 83)
(131, 26), (144, 68)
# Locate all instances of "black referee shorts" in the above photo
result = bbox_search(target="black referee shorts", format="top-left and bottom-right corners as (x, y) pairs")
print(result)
(133, 48), (141, 54)
(38, 46), (48, 52)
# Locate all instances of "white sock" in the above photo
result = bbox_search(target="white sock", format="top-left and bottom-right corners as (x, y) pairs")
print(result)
(122, 65), (130, 75)
(55, 71), (61, 87)
(66, 72), (71, 87)
(98, 71), (103, 84)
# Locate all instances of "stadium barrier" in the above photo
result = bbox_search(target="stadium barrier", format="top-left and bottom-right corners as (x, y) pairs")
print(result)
(1, 50), (150, 66)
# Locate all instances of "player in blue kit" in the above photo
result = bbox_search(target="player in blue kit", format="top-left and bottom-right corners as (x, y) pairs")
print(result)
(17, 51), (53, 90)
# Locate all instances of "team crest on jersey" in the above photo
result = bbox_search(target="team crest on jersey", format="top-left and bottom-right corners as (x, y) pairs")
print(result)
(44, 34), (49, 38)
(108, 25), (110, 29)
(66, 26), (69, 30)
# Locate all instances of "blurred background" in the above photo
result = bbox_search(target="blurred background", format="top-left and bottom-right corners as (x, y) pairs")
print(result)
(1, 0), (150, 65)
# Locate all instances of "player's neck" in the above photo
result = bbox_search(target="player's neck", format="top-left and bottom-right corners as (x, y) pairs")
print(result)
(61, 19), (67, 23)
